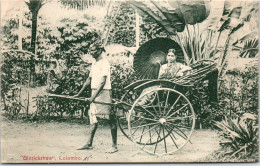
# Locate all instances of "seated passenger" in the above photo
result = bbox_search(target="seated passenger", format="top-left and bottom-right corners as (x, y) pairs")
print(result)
(159, 48), (191, 79)
(137, 48), (191, 106)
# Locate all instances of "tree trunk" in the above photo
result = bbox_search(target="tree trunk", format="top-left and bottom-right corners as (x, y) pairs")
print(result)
(29, 10), (38, 87)
(31, 11), (38, 54)
(218, 34), (231, 76)
(18, 8), (23, 50)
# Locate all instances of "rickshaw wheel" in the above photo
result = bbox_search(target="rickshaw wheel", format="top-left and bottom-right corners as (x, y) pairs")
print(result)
(117, 87), (173, 145)
(117, 88), (140, 141)
(128, 87), (195, 155)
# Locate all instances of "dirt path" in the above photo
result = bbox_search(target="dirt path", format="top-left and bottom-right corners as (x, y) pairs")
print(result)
(1, 116), (220, 163)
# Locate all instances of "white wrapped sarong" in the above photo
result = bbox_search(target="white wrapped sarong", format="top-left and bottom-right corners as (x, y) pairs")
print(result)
(88, 89), (111, 124)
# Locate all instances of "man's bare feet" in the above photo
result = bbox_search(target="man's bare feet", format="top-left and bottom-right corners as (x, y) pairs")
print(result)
(105, 147), (118, 153)
(77, 144), (93, 150)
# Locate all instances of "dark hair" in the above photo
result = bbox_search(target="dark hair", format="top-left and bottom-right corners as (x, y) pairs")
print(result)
(168, 48), (176, 54)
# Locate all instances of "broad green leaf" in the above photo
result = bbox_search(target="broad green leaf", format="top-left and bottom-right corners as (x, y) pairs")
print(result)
(168, 0), (210, 25)
(129, 0), (210, 34)
(218, 0), (243, 31)
(129, 1), (177, 35)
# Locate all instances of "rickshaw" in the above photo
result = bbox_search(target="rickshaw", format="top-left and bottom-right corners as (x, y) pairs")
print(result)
(49, 38), (218, 155)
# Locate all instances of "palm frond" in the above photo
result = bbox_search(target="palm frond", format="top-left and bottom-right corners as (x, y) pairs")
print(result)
(59, 0), (105, 10)
(25, 0), (45, 12)
(239, 39), (258, 58)
(232, 31), (257, 46)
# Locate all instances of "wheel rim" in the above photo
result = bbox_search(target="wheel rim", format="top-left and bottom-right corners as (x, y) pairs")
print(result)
(128, 87), (195, 155)
(117, 89), (141, 141)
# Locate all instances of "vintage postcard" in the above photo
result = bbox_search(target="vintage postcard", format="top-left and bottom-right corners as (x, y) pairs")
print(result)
(1, 0), (258, 163)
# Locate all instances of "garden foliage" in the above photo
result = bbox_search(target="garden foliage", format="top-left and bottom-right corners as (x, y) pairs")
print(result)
(106, 2), (136, 47)
(196, 64), (257, 128)
(55, 17), (102, 67)
(214, 113), (258, 160)
(212, 64), (258, 160)
(1, 0), (258, 160)
(31, 62), (135, 118)
(1, 50), (48, 118)
(1, 84), (26, 118)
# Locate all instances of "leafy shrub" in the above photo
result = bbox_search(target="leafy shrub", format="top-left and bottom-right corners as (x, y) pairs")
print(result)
(1, 51), (30, 92)
(238, 38), (259, 58)
(214, 113), (258, 160)
(211, 64), (258, 161)
(35, 70), (48, 86)
(1, 51), (29, 117)
(1, 51), (51, 89)
(1, 84), (28, 118)
(107, 3), (136, 47)
(46, 64), (91, 96)
(219, 64), (258, 116)
(188, 63), (258, 128)
(185, 80), (220, 128)
(46, 63), (135, 97)
(33, 95), (88, 119)
(140, 17), (168, 45)
(35, 63), (135, 118)
(55, 18), (101, 68)
(111, 63), (136, 100)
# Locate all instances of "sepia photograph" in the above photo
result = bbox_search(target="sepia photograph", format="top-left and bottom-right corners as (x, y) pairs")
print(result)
(1, 0), (259, 163)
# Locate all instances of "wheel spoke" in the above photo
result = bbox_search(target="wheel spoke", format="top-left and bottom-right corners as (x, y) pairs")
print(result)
(154, 125), (162, 154)
(174, 126), (189, 139)
(132, 118), (146, 135)
(164, 125), (178, 149)
(132, 124), (159, 141)
(166, 124), (188, 140)
(162, 126), (167, 153)
(165, 95), (181, 117)
(136, 105), (158, 119)
(131, 113), (158, 122)
(131, 116), (143, 126)
(130, 122), (159, 129)
(163, 90), (170, 116)
(148, 125), (152, 144)
(144, 94), (160, 116)
(167, 115), (194, 121)
(167, 121), (192, 130)
(141, 125), (158, 149)
(167, 104), (189, 119)
(164, 124), (177, 139)
(153, 125), (162, 140)
(139, 126), (146, 143)
(155, 91), (162, 116)
(128, 88), (195, 155)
